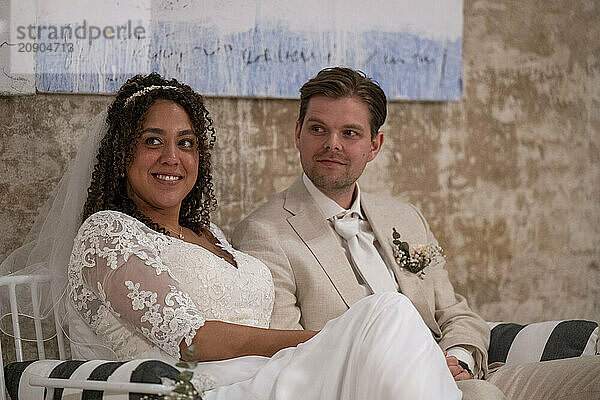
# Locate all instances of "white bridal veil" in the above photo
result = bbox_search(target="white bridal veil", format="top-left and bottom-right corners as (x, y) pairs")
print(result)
(0, 111), (108, 354)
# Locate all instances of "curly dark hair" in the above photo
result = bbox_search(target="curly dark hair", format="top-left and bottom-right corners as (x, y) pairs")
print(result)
(81, 73), (217, 235)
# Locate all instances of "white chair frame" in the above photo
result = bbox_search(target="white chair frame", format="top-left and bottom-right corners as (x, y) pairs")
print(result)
(0, 274), (66, 400)
(0, 274), (174, 399)
(29, 376), (174, 396)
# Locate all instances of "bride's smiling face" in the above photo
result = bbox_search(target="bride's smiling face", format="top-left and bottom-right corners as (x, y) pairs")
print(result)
(126, 99), (199, 216)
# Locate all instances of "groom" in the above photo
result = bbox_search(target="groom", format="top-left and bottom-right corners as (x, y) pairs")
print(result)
(232, 67), (504, 398)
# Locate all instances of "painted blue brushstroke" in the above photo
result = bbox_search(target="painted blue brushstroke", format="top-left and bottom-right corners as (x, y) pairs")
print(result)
(36, 21), (461, 100)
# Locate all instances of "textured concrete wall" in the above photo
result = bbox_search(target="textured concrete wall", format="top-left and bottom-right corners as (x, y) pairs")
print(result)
(1, 0), (598, 344)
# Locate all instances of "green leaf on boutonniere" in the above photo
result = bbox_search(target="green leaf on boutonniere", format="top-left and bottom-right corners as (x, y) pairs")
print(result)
(405, 261), (426, 274)
(399, 241), (410, 253)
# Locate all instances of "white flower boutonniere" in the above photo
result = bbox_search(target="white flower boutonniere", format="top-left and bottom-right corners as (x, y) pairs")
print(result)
(391, 228), (444, 279)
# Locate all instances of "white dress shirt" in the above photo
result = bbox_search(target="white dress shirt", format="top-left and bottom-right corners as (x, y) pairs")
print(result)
(302, 174), (398, 297)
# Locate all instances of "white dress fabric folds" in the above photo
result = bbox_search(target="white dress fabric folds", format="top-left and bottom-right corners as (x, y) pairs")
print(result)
(67, 210), (461, 399)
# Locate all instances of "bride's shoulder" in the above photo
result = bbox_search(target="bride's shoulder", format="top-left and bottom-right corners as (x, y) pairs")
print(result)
(83, 209), (137, 225)
(79, 210), (153, 237)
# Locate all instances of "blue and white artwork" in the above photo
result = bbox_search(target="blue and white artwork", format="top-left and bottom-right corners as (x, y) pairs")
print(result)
(27, 0), (462, 99)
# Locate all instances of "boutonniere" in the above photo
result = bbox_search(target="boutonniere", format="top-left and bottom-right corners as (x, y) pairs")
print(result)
(391, 228), (444, 279)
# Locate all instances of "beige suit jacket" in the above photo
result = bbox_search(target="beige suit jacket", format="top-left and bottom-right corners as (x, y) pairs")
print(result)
(232, 177), (490, 377)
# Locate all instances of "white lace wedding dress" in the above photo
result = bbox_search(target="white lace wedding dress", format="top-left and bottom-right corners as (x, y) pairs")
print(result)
(67, 210), (461, 399)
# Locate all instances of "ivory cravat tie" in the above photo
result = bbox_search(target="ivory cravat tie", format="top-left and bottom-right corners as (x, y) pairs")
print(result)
(331, 213), (397, 293)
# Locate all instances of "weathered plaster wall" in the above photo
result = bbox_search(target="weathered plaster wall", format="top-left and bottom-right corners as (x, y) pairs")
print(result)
(1, 0), (598, 346)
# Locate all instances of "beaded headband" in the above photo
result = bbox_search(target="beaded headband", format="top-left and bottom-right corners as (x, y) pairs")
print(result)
(123, 85), (179, 106)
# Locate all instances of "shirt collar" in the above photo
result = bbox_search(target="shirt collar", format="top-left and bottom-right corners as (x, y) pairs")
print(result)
(302, 173), (363, 220)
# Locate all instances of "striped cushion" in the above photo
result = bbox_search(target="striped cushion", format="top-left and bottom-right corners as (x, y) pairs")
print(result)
(488, 320), (599, 366)
(4, 359), (179, 400)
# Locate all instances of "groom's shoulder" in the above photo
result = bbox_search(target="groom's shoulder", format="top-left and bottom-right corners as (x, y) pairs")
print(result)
(362, 191), (419, 212)
(236, 187), (291, 229)
(248, 189), (288, 219)
(232, 188), (292, 245)
(240, 177), (308, 222)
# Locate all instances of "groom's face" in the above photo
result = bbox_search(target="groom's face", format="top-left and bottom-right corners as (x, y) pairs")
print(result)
(295, 95), (383, 198)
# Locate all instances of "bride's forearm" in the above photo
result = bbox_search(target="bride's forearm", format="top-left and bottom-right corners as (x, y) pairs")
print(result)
(180, 320), (318, 362)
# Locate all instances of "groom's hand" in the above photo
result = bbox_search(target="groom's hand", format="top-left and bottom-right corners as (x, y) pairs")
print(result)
(444, 352), (472, 381)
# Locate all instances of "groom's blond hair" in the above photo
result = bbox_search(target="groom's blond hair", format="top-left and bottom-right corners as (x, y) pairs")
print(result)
(298, 67), (387, 139)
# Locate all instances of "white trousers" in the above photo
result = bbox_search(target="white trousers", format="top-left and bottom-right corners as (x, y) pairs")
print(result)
(201, 292), (462, 400)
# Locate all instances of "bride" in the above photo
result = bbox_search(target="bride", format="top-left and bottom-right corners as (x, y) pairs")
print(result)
(1, 73), (461, 399)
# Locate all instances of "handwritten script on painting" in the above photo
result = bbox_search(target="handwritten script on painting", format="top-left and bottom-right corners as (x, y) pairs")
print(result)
(4, 0), (462, 99)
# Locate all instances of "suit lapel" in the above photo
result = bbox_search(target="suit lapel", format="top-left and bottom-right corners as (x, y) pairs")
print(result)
(361, 194), (439, 332)
(284, 178), (364, 308)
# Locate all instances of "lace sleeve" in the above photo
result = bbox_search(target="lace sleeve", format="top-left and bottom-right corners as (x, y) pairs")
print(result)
(68, 211), (205, 359)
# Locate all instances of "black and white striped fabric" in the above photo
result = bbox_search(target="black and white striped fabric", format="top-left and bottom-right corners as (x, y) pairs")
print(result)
(488, 320), (599, 366)
(4, 358), (179, 400)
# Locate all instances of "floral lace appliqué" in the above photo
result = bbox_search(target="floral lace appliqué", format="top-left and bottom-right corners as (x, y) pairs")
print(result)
(126, 280), (158, 310)
(126, 280), (204, 355)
